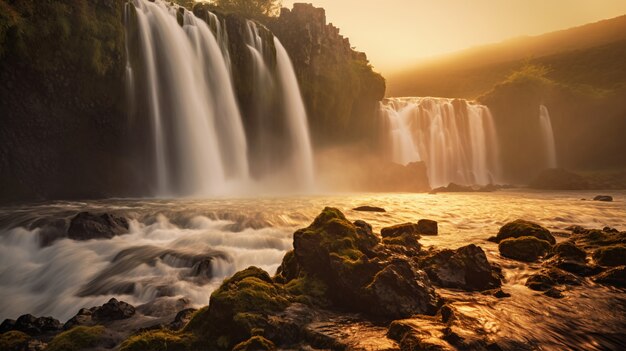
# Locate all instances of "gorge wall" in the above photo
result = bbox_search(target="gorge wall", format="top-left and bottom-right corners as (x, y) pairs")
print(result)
(0, 1), (385, 201)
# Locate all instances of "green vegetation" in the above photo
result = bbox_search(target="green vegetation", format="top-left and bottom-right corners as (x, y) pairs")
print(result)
(0, 331), (30, 351)
(120, 330), (194, 351)
(209, 0), (281, 19)
(46, 326), (106, 351)
(232, 336), (276, 351)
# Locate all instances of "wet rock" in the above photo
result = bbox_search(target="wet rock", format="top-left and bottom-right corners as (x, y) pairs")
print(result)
(0, 314), (61, 336)
(67, 212), (129, 240)
(543, 287), (564, 299)
(421, 244), (501, 291)
(63, 307), (96, 330)
(232, 336), (276, 351)
(387, 318), (454, 351)
(354, 220), (374, 237)
(417, 219), (438, 235)
(550, 259), (604, 277)
(550, 241), (586, 261)
(593, 266), (626, 288)
(481, 288), (511, 298)
(169, 308), (197, 331)
(526, 268), (582, 292)
(593, 195), (613, 202)
(592, 245), (626, 266)
(352, 206), (386, 212)
(499, 236), (552, 262)
(492, 219), (555, 244)
(381, 222), (420, 239)
(364, 258), (440, 319)
(92, 298), (136, 322)
(302, 315), (399, 351)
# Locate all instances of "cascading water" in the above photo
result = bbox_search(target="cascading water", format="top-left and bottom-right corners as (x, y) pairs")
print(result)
(539, 104), (558, 168)
(380, 97), (500, 187)
(126, 0), (315, 196)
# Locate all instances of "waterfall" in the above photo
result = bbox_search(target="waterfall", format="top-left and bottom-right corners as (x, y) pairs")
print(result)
(380, 97), (500, 187)
(125, 0), (315, 196)
(539, 105), (558, 168)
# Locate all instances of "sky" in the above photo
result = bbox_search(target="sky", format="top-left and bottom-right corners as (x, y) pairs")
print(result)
(282, 0), (626, 75)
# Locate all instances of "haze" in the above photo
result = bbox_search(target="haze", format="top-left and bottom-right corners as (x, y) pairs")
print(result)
(283, 0), (626, 74)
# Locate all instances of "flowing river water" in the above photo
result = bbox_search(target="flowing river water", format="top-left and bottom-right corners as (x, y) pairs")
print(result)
(0, 190), (624, 349)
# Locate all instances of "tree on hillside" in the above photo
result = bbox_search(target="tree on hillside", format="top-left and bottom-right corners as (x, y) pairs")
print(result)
(211, 0), (282, 19)
(171, 0), (196, 10)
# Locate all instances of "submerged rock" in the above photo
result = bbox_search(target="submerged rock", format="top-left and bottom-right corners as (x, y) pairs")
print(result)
(593, 195), (613, 202)
(67, 212), (129, 240)
(499, 236), (552, 262)
(491, 219), (556, 244)
(352, 206), (386, 212)
(421, 244), (501, 291)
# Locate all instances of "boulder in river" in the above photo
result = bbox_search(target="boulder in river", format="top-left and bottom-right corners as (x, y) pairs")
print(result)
(592, 245), (626, 267)
(92, 298), (136, 322)
(67, 212), (129, 240)
(0, 314), (61, 336)
(499, 236), (552, 262)
(421, 244), (501, 291)
(593, 195), (613, 202)
(593, 266), (626, 288)
(381, 222), (420, 239)
(417, 219), (438, 235)
(490, 219), (556, 244)
(352, 206), (386, 212)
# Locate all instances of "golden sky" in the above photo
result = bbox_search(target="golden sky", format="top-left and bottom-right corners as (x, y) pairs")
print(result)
(282, 0), (626, 74)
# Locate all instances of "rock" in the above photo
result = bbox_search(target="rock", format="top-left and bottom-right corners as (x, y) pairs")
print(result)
(185, 266), (290, 349)
(593, 195), (613, 202)
(550, 259), (604, 277)
(593, 266), (626, 288)
(526, 268), (582, 292)
(492, 219), (556, 244)
(543, 288), (564, 299)
(67, 212), (129, 240)
(352, 206), (386, 212)
(431, 183), (499, 193)
(592, 245), (626, 266)
(421, 244), (501, 291)
(550, 241), (586, 261)
(0, 331), (46, 351)
(381, 223), (420, 239)
(417, 219), (438, 235)
(499, 236), (552, 262)
(232, 336), (276, 351)
(169, 308), (197, 331)
(364, 258), (440, 319)
(63, 308), (96, 330)
(0, 314), (61, 336)
(47, 325), (118, 351)
(387, 318), (455, 351)
(529, 168), (589, 190)
(92, 298), (136, 322)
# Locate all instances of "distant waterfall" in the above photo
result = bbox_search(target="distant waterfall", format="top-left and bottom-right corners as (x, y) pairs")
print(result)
(539, 105), (558, 168)
(125, 0), (314, 196)
(380, 97), (500, 187)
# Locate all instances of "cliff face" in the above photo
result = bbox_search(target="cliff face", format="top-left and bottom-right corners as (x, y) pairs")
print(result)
(0, 0), (147, 201)
(266, 4), (386, 148)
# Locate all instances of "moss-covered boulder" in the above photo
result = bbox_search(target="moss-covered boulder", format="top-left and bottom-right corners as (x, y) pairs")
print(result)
(0, 331), (33, 351)
(492, 219), (555, 244)
(185, 266), (290, 349)
(119, 330), (193, 351)
(232, 336), (276, 351)
(499, 236), (552, 262)
(421, 244), (501, 291)
(551, 241), (586, 262)
(592, 245), (626, 267)
(46, 326), (112, 351)
(417, 219), (438, 235)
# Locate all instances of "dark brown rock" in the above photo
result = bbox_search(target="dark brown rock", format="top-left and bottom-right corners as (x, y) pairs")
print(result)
(67, 212), (129, 240)
(352, 206), (386, 212)
(417, 219), (438, 235)
(499, 236), (552, 262)
(493, 219), (556, 244)
(381, 223), (420, 239)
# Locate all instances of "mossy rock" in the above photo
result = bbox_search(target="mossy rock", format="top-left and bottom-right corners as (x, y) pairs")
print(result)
(592, 245), (626, 267)
(381, 223), (420, 239)
(185, 266), (289, 349)
(232, 336), (276, 351)
(46, 326), (107, 351)
(0, 331), (31, 351)
(120, 330), (194, 351)
(494, 219), (555, 244)
(499, 236), (552, 262)
(551, 241), (586, 262)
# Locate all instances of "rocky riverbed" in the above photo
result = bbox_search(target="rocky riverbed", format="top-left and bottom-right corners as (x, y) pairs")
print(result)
(1, 202), (624, 350)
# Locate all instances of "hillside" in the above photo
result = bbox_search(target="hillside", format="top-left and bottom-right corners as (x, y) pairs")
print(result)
(388, 15), (626, 98)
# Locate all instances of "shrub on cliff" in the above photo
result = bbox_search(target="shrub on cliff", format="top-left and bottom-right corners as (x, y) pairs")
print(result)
(209, 0), (281, 19)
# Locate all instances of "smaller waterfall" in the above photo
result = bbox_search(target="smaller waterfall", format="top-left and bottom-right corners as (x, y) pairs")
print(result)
(539, 105), (558, 168)
(380, 97), (500, 187)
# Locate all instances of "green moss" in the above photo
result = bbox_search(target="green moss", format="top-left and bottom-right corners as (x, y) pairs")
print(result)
(496, 219), (556, 244)
(46, 326), (105, 351)
(0, 331), (30, 351)
(284, 274), (330, 306)
(499, 236), (552, 262)
(120, 330), (194, 351)
(232, 336), (276, 351)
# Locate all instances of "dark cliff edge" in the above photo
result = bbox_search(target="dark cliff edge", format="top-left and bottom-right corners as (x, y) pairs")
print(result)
(0, 1), (386, 202)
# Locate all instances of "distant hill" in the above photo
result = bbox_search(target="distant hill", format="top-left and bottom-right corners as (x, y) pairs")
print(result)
(387, 15), (626, 98)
